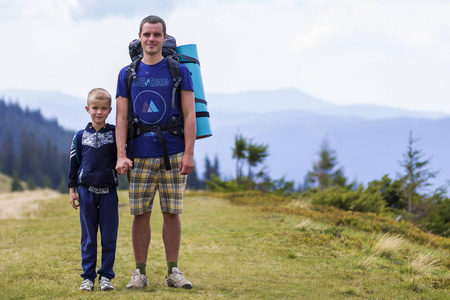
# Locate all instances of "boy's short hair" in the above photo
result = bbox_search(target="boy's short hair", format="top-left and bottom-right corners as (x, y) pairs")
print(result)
(139, 15), (166, 35)
(87, 88), (111, 105)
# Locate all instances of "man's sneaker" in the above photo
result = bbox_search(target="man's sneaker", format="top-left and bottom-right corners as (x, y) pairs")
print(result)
(79, 279), (94, 291)
(165, 267), (193, 289)
(99, 277), (114, 291)
(126, 269), (148, 289)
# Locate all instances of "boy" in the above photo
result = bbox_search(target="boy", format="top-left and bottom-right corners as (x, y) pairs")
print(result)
(68, 88), (119, 291)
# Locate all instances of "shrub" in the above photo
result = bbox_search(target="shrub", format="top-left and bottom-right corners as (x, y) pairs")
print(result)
(205, 174), (244, 192)
(420, 198), (450, 237)
(310, 186), (386, 213)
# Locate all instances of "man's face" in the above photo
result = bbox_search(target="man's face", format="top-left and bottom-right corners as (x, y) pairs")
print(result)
(139, 22), (167, 57)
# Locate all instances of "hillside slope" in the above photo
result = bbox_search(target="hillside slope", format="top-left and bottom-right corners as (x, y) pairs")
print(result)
(0, 190), (448, 299)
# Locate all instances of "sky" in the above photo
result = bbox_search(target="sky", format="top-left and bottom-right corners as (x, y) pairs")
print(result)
(0, 0), (449, 114)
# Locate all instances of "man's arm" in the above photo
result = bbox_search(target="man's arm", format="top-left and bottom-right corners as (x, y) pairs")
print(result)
(179, 89), (196, 175)
(115, 96), (133, 175)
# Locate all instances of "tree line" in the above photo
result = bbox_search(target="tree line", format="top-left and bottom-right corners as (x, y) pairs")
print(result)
(0, 99), (72, 191)
(1, 98), (448, 237)
(204, 131), (450, 237)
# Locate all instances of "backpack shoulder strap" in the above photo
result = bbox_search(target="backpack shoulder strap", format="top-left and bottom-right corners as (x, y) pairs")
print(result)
(166, 56), (183, 115)
(126, 57), (142, 121)
(74, 130), (84, 164)
(166, 56), (183, 111)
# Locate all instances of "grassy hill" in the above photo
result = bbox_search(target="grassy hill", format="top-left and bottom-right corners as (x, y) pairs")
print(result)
(0, 172), (12, 193)
(0, 190), (448, 299)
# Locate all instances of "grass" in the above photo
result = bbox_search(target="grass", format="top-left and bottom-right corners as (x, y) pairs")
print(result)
(0, 190), (449, 299)
(0, 173), (12, 193)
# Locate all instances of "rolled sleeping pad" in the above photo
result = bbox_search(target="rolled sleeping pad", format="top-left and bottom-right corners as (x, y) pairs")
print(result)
(176, 44), (212, 139)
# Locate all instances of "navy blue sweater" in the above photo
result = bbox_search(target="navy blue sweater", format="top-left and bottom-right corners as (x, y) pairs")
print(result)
(68, 123), (118, 189)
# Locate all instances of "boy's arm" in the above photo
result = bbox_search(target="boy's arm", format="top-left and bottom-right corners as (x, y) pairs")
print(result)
(115, 96), (133, 175)
(68, 135), (80, 209)
(179, 89), (196, 175)
(68, 134), (79, 189)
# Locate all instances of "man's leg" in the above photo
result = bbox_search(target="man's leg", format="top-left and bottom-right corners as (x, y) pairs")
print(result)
(126, 210), (152, 289)
(132, 211), (152, 265)
(162, 212), (181, 263)
(163, 212), (192, 289)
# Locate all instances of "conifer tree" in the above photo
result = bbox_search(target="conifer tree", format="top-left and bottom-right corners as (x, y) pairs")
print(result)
(187, 160), (204, 190)
(246, 139), (269, 180)
(232, 134), (247, 182)
(0, 134), (15, 176)
(203, 155), (214, 182)
(307, 138), (346, 190)
(399, 131), (439, 214)
(11, 172), (24, 192)
(213, 155), (220, 179)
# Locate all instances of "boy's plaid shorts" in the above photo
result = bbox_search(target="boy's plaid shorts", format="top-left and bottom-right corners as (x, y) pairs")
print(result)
(127, 153), (187, 215)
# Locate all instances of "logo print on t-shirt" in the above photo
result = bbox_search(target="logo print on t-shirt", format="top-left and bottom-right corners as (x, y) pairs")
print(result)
(142, 100), (159, 113)
(134, 90), (166, 124)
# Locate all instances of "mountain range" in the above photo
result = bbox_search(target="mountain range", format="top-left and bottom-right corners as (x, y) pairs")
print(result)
(2, 88), (449, 189)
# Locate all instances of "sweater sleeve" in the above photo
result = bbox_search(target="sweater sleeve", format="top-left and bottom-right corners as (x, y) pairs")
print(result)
(67, 134), (80, 188)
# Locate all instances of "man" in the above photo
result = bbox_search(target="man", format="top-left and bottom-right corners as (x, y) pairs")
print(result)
(115, 15), (196, 289)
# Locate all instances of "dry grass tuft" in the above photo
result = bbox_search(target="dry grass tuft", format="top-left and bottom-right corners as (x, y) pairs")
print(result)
(407, 252), (438, 275)
(295, 218), (312, 230)
(357, 253), (379, 269)
(0, 189), (60, 219)
(373, 233), (406, 258)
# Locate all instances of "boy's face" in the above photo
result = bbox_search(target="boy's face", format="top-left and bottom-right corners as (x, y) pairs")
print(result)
(85, 98), (112, 127)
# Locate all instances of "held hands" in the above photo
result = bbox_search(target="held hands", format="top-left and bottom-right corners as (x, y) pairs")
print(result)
(116, 157), (133, 175)
(180, 154), (195, 175)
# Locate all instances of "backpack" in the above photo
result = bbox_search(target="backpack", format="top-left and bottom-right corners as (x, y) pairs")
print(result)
(125, 35), (199, 170)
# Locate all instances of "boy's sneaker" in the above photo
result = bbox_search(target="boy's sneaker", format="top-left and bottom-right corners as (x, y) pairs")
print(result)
(165, 267), (193, 289)
(126, 269), (148, 289)
(79, 279), (94, 291)
(99, 277), (114, 291)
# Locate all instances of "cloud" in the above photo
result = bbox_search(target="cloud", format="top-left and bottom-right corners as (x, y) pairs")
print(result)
(0, 0), (22, 22)
(1, 0), (450, 115)
(70, 0), (178, 20)
(289, 0), (449, 55)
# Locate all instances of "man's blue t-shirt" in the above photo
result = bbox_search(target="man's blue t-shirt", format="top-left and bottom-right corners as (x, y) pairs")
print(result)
(116, 58), (193, 158)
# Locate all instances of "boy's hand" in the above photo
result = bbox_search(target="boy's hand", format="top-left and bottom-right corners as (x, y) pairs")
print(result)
(116, 157), (133, 175)
(70, 193), (80, 210)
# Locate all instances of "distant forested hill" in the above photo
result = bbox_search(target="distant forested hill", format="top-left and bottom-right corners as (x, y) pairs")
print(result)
(0, 98), (75, 190)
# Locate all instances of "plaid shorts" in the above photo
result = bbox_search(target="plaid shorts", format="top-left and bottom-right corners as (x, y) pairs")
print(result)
(128, 153), (187, 215)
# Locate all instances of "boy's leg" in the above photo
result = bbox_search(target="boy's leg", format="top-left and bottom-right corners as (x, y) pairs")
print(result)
(97, 191), (119, 280)
(78, 186), (99, 282)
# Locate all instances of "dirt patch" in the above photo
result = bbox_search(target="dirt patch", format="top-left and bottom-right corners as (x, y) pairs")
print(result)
(0, 189), (61, 219)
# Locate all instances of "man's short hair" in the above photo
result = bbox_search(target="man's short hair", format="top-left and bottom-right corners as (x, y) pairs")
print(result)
(139, 15), (167, 35)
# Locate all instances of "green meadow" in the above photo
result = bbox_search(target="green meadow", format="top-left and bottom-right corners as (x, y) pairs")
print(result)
(0, 190), (449, 299)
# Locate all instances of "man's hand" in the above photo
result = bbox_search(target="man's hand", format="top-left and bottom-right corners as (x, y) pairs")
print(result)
(116, 157), (133, 175)
(180, 154), (194, 175)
